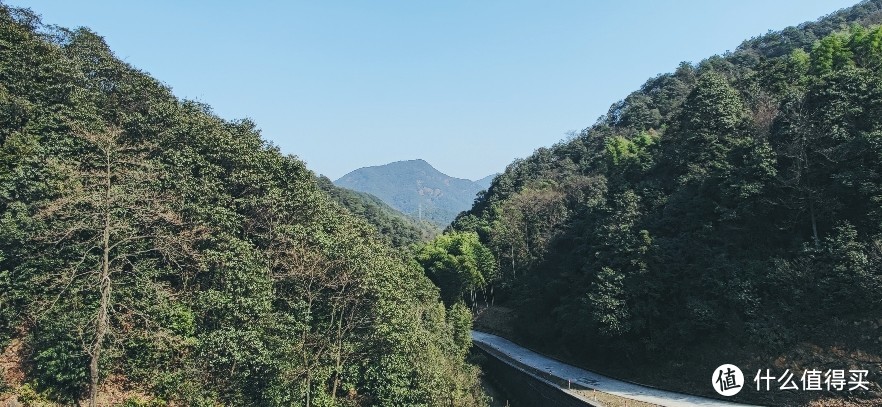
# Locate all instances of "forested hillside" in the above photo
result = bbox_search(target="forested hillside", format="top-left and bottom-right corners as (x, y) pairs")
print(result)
(448, 0), (882, 404)
(316, 176), (438, 248)
(0, 5), (483, 406)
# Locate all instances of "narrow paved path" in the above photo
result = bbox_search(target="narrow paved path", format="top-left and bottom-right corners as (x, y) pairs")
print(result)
(472, 330), (759, 407)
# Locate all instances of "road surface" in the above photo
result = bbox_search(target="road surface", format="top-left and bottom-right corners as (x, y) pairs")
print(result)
(472, 330), (759, 407)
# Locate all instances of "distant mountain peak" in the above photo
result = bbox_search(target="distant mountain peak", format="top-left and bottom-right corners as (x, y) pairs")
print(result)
(474, 173), (497, 190)
(334, 160), (494, 226)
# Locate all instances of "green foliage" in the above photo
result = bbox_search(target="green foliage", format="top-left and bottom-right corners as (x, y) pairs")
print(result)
(316, 175), (438, 247)
(30, 318), (89, 403)
(791, 48), (811, 72)
(416, 231), (496, 306)
(121, 398), (166, 407)
(682, 72), (744, 134)
(15, 383), (54, 407)
(811, 33), (854, 75)
(605, 132), (656, 168)
(0, 255), (9, 343)
(821, 222), (876, 310)
(586, 267), (629, 337)
(447, 302), (474, 357)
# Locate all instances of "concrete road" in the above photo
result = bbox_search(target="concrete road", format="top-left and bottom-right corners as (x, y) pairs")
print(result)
(472, 330), (760, 407)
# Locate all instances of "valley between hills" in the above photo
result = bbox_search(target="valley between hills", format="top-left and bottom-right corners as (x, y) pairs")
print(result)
(3, 1), (882, 406)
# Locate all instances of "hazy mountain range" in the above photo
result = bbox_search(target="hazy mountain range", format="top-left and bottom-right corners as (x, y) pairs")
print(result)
(334, 159), (495, 226)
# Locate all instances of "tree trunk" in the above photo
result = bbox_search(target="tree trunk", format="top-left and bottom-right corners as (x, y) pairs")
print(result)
(510, 245), (515, 278)
(306, 374), (312, 407)
(809, 197), (820, 249)
(90, 149), (113, 407)
(90, 253), (110, 407)
(331, 307), (344, 400)
(302, 320), (312, 407)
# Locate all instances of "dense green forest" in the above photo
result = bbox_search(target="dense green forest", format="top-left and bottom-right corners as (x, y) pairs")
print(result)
(445, 0), (882, 404)
(0, 4), (484, 406)
(316, 176), (438, 248)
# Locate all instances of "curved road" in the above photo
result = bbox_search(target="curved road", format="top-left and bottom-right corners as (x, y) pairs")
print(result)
(472, 330), (759, 407)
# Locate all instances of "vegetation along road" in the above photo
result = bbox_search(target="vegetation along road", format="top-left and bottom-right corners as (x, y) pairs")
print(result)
(473, 331), (757, 407)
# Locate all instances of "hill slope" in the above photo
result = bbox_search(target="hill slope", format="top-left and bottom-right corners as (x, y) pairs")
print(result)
(317, 176), (439, 247)
(335, 159), (485, 226)
(0, 5), (483, 406)
(450, 1), (882, 405)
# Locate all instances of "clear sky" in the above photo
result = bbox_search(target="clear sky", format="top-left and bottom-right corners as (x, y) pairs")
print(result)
(8, 1), (860, 180)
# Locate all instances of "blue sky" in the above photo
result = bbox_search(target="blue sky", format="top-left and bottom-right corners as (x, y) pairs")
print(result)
(10, 1), (860, 180)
